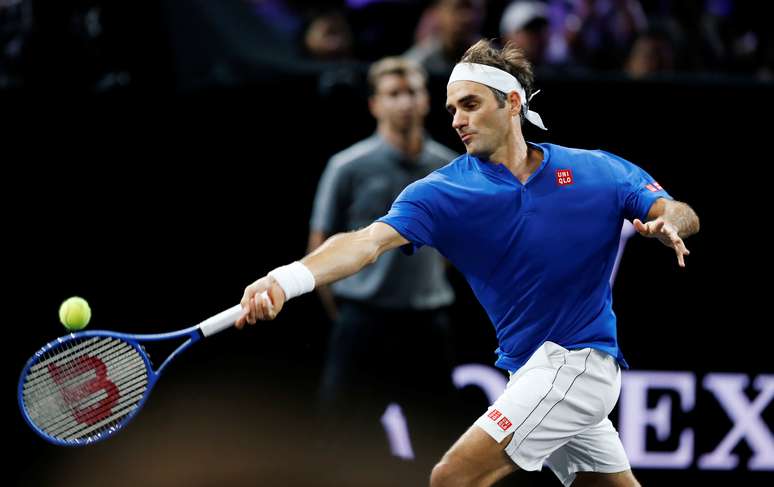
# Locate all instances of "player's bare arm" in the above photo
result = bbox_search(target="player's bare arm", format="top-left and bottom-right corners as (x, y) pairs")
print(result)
(236, 222), (408, 327)
(633, 198), (700, 267)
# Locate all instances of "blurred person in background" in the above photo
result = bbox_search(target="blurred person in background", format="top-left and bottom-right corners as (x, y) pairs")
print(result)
(624, 27), (676, 79)
(301, 8), (354, 61)
(563, 0), (647, 71)
(500, 1), (551, 68)
(309, 56), (463, 479)
(406, 0), (486, 76)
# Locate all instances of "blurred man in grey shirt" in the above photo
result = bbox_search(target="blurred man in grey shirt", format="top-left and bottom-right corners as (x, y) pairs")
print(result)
(309, 56), (461, 474)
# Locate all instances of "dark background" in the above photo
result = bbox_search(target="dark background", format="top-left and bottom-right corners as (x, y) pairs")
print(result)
(3, 1), (773, 486)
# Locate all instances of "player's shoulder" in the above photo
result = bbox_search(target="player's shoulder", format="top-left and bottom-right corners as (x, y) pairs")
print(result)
(327, 135), (383, 172)
(540, 142), (633, 172)
(538, 142), (603, 162)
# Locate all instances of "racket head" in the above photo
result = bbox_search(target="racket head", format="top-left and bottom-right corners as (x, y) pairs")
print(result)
(18, 331), (156, 446)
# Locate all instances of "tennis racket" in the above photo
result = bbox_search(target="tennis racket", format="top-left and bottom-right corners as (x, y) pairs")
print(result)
(18, 294), (265, 446)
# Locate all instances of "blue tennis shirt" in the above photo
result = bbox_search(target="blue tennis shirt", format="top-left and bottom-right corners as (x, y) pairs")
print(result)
(377, 142), (671, 371)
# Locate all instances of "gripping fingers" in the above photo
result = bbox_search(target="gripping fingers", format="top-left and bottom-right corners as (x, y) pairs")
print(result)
(244, 287), (261, 324)
(254, 291), (265, 321)
(236, 285), (274, 328)
(236, 289), (252, 329)
(254, 291), (275, 320)
(261, 291), (274, 317)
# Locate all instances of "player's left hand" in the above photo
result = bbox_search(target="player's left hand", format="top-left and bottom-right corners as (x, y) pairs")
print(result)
(633, 217), (690, 267)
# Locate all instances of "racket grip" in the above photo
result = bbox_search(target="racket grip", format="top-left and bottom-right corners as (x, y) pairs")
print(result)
(199, 304), (244, 337)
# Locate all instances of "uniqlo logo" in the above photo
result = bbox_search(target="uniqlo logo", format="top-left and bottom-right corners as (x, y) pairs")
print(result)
(487, 409), (502, 421)
(498, 417), (513, 431)
(556, 169), (574, 186)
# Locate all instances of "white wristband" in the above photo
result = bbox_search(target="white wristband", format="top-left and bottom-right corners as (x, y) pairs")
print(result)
(268, 261), (316, 301)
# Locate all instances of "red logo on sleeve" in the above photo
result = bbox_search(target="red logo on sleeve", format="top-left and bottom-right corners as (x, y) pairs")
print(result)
(487, 409), (502, 421)
(556, 169), (574, 186)
(497, 417), (513, 431)
(646, 182), (663, 192)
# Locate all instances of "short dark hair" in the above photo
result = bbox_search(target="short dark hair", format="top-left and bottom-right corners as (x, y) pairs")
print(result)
(460, 39), (534, 124)
(367, 57), (427, 95)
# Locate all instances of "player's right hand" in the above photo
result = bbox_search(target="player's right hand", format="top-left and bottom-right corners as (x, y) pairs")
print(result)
(236, 276), (286, 328)
(633, 217), (690, 267)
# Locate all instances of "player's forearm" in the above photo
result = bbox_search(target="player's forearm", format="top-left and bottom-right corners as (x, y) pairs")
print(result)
(265, 223), (402, 303)
(662, 201), (700, 238)
(301, 230), (381, 287)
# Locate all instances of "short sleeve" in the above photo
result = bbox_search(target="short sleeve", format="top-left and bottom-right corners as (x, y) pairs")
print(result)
(376, 178), (441, 255)
(600, 150), (673, 222)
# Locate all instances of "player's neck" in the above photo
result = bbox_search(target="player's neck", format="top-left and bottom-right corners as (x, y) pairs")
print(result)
(492, 133), (538, 184)
(379, 125), (423, 160)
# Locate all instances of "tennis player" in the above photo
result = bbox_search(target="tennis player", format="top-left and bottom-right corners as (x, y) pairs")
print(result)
(237, 40), (699, 487)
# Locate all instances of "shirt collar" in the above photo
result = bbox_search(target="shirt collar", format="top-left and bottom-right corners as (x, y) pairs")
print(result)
(469, 142), (550, 186)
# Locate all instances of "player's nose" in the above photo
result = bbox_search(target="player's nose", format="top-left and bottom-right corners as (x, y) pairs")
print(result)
(452, 111), (467, 130)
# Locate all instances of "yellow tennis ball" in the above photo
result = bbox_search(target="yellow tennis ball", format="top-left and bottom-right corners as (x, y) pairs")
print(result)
(59, 297), (91, 331)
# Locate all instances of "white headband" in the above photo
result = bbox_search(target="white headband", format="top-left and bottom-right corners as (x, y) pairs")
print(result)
(448, 62), (547, 130)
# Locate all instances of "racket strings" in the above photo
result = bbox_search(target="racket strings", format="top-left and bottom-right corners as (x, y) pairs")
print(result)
(25, 339), (130, 409)
(41, 340), (84, 430)
(22, 336), (149, 442)
(32, 355), (147, 435)
(25, 340), (147, 440)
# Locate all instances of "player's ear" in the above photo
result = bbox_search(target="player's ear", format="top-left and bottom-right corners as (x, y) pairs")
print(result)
(508, 91), (521, 117)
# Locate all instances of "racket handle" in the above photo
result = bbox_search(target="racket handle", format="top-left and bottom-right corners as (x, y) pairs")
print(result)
(198, 292), (271, 337)
(199, 305), (243, 337)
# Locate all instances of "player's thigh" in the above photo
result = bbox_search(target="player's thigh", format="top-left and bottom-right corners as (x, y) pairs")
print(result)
(431, 425), (519, 487)
(545, 417), (631, 486)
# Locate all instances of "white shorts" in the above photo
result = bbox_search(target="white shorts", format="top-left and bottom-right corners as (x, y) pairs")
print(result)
(474, 341), (630, 486)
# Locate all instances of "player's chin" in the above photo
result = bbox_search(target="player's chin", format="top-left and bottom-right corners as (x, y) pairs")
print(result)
(466, 145), (487, 157)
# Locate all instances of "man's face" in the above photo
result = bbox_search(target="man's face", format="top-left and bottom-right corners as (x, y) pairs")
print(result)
(370, 73), (429, 133)
(446, 81), (516, 158)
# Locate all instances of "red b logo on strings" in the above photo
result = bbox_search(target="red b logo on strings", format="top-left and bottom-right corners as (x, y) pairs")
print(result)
(48, 356), (119, 425)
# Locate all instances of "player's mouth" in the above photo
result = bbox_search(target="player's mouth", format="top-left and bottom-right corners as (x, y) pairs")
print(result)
(460, 133), (474, 144)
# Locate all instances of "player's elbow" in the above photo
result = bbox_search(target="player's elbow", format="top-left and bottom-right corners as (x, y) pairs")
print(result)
(358, 228), (383, 266)
(685, 203), (700, 236)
